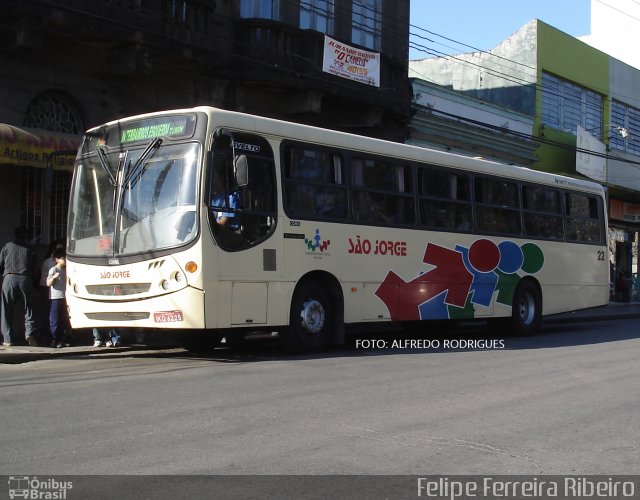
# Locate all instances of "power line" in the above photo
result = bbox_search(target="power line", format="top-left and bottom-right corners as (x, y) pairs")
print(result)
(594, 0), (640, 23)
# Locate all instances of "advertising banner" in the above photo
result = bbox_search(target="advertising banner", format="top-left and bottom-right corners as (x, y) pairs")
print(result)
(610, 198), (640, 223)
(0, 123), (80, 170)
(322, 35), (380, 87)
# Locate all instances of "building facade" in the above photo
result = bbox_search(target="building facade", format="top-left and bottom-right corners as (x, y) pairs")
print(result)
(409, 20), (640, 298)
(0, 0), (411, 247)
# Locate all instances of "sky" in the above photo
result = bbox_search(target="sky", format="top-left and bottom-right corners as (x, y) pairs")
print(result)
(409, 0), (592, 60)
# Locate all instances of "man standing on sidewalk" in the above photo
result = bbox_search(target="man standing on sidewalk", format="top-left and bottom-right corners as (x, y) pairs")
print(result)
(0, 226), (40, 346)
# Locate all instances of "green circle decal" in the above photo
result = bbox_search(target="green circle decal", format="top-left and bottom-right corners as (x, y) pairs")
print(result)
(521, 243), (544, 274)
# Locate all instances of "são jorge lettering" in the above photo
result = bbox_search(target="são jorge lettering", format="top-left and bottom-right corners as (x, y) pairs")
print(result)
(348, 236), (407, 256)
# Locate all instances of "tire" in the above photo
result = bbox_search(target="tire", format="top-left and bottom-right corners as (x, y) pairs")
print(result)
(282, 281), (333, 353)
(511, 280), (542, 335)
(179, 330), (223, 354)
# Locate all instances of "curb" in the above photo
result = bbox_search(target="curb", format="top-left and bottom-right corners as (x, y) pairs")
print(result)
(0, 344), (177, 365)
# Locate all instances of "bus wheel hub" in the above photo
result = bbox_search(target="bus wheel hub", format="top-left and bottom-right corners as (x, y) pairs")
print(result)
(300, 299), (325, 334)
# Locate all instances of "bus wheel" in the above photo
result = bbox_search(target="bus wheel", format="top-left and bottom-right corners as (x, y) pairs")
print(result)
(511, 280), (542, 335)
(283, 281), (333, 353)
(179, 331), (223, 354)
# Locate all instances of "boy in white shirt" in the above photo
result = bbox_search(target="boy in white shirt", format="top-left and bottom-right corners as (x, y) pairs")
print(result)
(46, 249), (69, 348)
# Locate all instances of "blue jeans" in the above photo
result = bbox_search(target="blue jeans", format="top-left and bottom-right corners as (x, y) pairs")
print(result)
(93, 328), (120, 343)
(49, 298), (69, 343)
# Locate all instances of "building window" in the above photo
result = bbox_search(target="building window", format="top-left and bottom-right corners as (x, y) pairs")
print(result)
(610, 100), (640, 156)
(352, 0), (381, 51)
(300, 0), (334, 34)
(241, 0), (279, 20)
(23, 90), (84, 135)
(541, 72), (603, 139)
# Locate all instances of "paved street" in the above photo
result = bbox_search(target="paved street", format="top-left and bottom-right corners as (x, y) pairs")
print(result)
(1, 318), (639, 481)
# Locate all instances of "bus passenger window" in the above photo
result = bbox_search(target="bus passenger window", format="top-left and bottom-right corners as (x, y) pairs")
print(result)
(283, 145), (347, 220)
(565, 193), (602, 243)
(418, 167), (471, 231)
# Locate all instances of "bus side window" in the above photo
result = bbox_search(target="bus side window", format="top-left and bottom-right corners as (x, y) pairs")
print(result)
(565, 193), (601, 243)
(474, 177), (521, 235)
(418, 166), (471, 231)
(283, 145), (347, 220)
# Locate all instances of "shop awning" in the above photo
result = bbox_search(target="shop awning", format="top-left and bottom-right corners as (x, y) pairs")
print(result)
(0, 123), (81, 171)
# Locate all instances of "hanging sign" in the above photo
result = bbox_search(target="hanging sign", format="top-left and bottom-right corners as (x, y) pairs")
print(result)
(322, 35), (380, 87)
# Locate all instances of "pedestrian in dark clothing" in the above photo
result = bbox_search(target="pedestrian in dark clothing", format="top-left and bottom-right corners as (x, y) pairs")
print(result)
(0, 226), (40, 346)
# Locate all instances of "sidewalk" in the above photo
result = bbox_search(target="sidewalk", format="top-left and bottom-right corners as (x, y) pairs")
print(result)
(0, 333), (179, 365)
(1, 302), (639, 364)
(544, 300), (640, 324)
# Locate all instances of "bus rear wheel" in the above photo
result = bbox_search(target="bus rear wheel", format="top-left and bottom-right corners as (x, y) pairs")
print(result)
(282, 281), (333, 353)
(511, 280), (542, 335)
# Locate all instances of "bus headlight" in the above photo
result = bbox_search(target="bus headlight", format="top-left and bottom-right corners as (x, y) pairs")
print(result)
(161, 280), (170, 290)
(174, 271), (185, 283)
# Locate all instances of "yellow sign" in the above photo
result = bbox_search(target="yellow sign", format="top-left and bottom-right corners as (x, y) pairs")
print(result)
(0, 123), (81, 170)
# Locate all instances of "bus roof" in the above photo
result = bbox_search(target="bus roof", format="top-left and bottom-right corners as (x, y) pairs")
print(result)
(89, 106), (606, 198)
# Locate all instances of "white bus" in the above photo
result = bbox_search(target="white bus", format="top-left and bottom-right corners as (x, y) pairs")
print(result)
(66, 107), (609, 352)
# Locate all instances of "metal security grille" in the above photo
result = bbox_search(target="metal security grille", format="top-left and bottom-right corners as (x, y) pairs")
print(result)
(20, 167), (43, 241)
(50, 170), (72, 242)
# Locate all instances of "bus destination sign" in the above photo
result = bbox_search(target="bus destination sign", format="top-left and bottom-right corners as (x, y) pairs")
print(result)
(119, 115), (196, 144)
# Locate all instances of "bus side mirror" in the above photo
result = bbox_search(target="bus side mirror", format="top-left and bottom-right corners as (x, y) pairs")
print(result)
(235, 155), (249, 187)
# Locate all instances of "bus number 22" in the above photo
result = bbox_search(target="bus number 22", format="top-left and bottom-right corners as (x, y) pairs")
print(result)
(597, 250), (605, 261)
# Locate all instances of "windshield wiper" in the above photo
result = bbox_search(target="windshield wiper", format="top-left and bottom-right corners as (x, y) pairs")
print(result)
(96, 146), (117, 186)
(124, 137), (163, 189)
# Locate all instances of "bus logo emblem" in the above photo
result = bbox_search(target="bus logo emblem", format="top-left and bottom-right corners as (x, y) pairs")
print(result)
(304, 228), (331, 253)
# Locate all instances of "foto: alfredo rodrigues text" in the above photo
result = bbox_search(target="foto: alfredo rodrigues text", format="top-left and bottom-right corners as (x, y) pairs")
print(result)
(355, 339), (505, 350)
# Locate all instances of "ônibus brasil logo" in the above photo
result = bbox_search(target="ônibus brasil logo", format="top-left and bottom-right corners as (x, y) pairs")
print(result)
(8, 476), (73, 499)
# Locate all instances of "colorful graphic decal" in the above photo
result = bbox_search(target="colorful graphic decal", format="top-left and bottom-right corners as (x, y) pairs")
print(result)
(375, 239), (544, 320)
(305, 229), (331, 252)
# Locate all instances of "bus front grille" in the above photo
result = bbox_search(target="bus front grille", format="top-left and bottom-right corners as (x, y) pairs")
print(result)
(85, 283), (151, 296)
(85, 312), (150, 321)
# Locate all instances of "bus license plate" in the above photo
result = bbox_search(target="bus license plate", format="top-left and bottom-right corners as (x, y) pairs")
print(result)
(153, 311), (183, 323)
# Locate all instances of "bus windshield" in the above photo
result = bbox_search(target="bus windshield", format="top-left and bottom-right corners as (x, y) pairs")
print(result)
(68, 141), (200, 257)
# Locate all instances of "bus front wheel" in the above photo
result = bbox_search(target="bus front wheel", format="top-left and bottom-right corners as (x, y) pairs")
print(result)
(511, 280), (542, 335)
(282, 281), (333, 353)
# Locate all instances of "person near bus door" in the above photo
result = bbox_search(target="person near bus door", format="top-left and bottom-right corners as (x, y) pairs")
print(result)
(0, 226), (40, 346)
(46, 248), (70, 348)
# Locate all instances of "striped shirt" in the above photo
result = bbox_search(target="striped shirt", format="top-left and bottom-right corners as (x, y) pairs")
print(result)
(0, 240), (39, 278)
